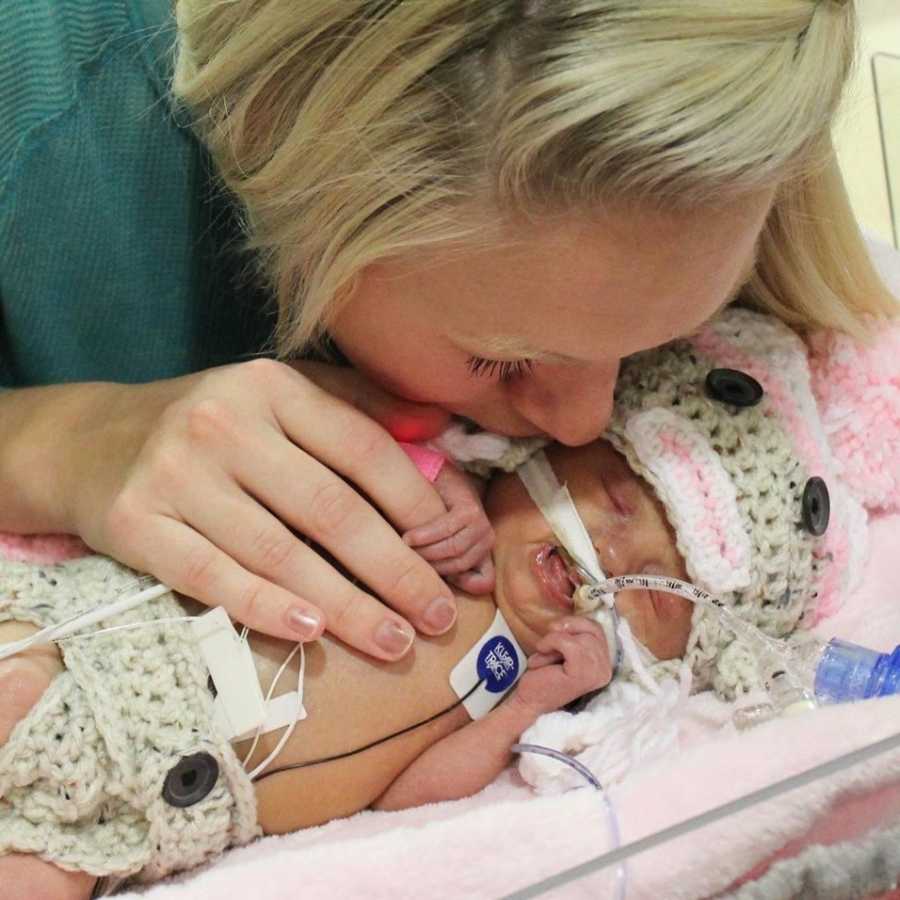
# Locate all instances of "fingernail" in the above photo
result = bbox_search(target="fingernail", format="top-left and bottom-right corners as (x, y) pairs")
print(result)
(374, 620), (415, 657)
(422, 596), (456, 633)
(286, 608), (322, 640)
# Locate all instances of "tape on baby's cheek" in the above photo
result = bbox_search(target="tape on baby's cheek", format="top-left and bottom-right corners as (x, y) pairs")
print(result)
(516, 452), (613, 604)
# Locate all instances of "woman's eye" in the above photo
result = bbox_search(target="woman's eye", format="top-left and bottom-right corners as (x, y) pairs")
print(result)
(466, 356), (536, 382)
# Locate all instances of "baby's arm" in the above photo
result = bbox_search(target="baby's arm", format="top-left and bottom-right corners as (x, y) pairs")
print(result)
(373, 617), (611, 811)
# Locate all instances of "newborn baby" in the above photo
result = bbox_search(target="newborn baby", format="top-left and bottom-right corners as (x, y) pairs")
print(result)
(1, 308), (884, 897)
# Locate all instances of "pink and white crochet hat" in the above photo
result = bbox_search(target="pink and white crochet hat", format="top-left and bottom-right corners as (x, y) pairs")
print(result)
(606, 306), (900, 698)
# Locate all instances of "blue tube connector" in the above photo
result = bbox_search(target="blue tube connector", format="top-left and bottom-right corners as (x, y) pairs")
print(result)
(814, 639), (900, 704)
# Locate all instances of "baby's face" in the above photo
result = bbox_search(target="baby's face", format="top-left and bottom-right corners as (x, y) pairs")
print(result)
(484, 440), (693, 658)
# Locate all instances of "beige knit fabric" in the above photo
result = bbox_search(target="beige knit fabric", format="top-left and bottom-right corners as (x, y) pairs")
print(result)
(606, 332), (822, 699)
(0, 555), (259, 884)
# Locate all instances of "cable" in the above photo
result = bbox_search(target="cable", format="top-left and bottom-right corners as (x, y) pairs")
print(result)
(246, 643), (306, 780)
(0, 578), (168, 661)
(254, 679), (484, 781)
(512, 744), (627, 900)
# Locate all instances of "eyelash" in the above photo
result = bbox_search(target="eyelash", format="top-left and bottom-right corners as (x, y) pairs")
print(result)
(466, 356), (536, 382)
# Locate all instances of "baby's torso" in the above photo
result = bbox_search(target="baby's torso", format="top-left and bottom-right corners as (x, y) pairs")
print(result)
(224, 594), (499, 833)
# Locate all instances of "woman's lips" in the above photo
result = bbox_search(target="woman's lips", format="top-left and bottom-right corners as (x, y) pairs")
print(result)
(531, 544), (578, 611)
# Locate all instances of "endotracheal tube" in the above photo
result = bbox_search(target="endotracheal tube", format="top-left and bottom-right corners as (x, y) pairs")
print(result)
(574, 566), (900, 729)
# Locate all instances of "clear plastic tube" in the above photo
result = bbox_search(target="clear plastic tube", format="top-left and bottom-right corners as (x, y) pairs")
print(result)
(595, 574), (900, 711)
(512, 743), (627, 900)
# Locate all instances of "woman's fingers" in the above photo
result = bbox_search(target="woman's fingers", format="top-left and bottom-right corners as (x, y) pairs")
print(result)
(289, 360), (450, 442)
(214, 431), (456, 640)
(169, 472), (430, 658)
(138, 516), (328, 643)
(271, 369), (450, 536)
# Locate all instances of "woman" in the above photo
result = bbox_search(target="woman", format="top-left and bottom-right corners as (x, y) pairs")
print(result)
(0, 0), (894, 662)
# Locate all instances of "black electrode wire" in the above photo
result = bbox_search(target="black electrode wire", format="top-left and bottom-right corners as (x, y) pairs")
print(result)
(502, 725), (900, 900)
(254, 679), (484, 781)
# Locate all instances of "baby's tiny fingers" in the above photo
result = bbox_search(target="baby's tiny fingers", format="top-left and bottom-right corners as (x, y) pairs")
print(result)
(448, 557), (495, 595)
(528, 650), (563, 669)
(548, 615), (609, 640)
(433, 535), (494, 576)
(402, 512), (462, 549)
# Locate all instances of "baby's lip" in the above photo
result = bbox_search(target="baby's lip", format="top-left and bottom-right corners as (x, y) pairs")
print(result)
(531, 544), (578, 611)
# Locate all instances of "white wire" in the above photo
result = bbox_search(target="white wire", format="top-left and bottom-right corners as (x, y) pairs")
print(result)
(0, 581), (170, 661)
(596, 573), (788, 659)
(247, 642), (306, 781)
(241, 642), (298, 767)
(57, 616), (198, 641)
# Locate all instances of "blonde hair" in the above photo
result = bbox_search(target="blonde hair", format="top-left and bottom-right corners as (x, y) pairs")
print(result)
(173, 0), (897, 357)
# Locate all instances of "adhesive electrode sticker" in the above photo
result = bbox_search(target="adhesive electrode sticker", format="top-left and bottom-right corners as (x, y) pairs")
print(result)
(450, 609), (525, 718)
(478, 636), (520, 693)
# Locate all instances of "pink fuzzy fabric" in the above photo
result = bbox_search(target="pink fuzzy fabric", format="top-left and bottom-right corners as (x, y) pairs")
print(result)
(809, 322), (900, 514)
(0, 532), (89, 564)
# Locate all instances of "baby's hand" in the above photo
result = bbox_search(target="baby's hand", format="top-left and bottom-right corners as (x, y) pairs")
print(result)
(513, 617), (613, 716)
(402, 463), (495, 595)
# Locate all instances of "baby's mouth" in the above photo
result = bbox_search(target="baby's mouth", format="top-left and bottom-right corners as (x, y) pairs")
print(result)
(531, 544), (582, 611)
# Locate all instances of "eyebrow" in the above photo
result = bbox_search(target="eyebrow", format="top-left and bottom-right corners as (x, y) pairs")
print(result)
(456, 242), (762, 363)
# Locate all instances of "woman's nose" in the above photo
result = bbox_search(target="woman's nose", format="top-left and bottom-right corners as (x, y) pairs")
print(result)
(511, 363), (619, 446)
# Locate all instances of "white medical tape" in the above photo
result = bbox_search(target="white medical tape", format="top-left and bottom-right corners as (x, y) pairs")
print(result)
(234, 691), (307, 742)
(516, 452), (613, 604)
(191, 607), (267, 741)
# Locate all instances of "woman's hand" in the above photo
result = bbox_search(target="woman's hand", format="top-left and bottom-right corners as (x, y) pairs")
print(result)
(3, 360), (459, 659)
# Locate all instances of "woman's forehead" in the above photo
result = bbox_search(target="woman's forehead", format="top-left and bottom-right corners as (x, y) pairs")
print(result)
(440, 193), (771, 359)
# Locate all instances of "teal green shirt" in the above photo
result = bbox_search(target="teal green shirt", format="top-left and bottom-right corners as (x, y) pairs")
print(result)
(0, 0), (274, 387)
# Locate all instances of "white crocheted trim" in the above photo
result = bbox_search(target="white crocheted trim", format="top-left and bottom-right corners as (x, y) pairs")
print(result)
(623, 407), (753, 594)
(518, 669), (691, 795)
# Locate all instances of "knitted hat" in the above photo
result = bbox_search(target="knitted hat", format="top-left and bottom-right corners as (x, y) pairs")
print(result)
(605, 306), (900, 698)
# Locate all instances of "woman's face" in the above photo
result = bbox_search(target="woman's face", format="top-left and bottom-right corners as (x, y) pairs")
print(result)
(484, 441), (693, 658)
(330, 190), (774, 445)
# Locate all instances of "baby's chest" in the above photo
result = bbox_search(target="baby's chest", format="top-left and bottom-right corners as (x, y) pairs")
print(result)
(240, 635), (473, 833)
